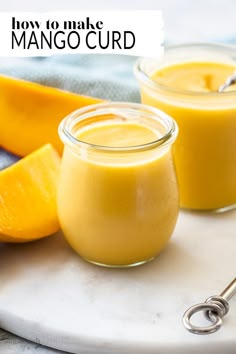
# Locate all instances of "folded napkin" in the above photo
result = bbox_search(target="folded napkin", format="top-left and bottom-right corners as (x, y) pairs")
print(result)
(0, 54), (140, 169)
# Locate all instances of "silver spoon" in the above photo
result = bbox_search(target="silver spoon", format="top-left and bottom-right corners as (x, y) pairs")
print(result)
(183, 278), (236, 335)
(218, 73), (236, 92)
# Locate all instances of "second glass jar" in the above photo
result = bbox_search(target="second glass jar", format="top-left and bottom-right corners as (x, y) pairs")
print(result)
(135, 43), (236, 211)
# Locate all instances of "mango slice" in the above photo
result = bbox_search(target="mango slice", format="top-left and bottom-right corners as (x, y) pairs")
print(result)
(0, 75), (103, 156)
(0, 144), (60, 242)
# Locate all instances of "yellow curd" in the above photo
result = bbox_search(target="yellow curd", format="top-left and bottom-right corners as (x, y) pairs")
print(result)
(58, 103), (179, 267)
(135, 44), (236, 211)
(154, 62), (235, 92)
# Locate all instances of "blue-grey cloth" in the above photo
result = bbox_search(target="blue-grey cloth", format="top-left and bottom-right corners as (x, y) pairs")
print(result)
(0, 54), (140, 169)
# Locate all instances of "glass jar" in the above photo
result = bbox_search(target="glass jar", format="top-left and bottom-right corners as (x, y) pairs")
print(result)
(58, 102), (179, 267)
(134, 43), (236, 211)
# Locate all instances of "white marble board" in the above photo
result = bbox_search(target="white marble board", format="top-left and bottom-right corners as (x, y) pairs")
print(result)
(0, 210), (235, 354)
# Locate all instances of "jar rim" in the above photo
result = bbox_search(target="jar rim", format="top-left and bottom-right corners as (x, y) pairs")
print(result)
(58, 102), (178, 153)
(134, 42), (236, 98)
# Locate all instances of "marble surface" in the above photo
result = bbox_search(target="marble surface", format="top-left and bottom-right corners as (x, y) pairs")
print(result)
(0, 211), (236, 354)
(0, 331), (65, 354)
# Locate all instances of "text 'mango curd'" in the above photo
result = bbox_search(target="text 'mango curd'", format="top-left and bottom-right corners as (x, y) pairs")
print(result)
(58, 103), (179, 267)
(135, 44), (236, 211)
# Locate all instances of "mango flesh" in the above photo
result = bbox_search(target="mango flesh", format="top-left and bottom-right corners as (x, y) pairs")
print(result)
(0, 75), (103, 156)
(0, 144), (61, 242)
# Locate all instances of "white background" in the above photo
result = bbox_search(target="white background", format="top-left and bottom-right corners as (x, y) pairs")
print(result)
(0, 0), (235, 43)
(0, 11), (164, 57)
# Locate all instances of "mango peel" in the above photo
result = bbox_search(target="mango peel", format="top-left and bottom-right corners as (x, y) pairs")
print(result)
(0, 75), (103, 156)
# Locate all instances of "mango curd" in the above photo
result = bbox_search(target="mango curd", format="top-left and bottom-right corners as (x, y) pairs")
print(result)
(135, 44), (236, 210)
(58, 103), (179, 267)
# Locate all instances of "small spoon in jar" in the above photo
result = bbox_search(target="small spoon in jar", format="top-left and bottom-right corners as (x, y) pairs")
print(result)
(218, 73), (236, 92)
